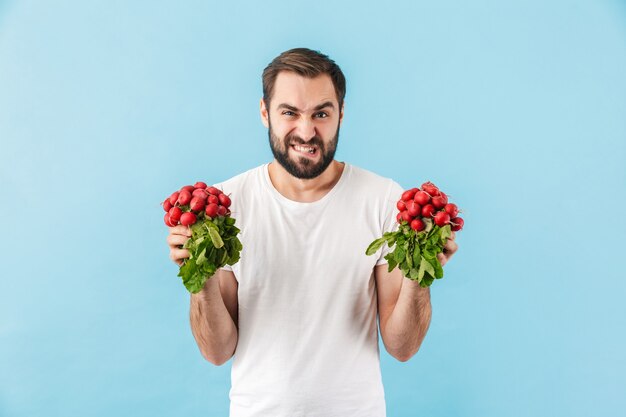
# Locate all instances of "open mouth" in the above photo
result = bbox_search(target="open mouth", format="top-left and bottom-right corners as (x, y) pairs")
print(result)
(291, 144), (318, 158)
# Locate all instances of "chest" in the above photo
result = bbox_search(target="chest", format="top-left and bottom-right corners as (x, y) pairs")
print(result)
(233, 193), (383, 307)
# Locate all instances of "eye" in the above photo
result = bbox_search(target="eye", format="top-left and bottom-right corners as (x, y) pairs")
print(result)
(282, 111), (295, 116)
(315, 112), (328, 118)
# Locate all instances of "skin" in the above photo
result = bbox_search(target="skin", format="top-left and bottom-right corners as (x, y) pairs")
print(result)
(167, 70), (459, 364)
(261, 71), (345, 203)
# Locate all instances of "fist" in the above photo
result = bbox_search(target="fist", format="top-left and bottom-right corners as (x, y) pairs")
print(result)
(437, 231), (458, 267)
(166, 225), (193, 266)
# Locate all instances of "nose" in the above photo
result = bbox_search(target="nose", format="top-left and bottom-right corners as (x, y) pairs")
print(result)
(295, 117), (317, 141)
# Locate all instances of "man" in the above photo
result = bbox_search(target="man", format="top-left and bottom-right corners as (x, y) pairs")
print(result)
(166, 48), (458, 417)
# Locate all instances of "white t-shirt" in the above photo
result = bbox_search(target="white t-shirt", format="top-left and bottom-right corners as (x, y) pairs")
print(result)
(215, 162), (404, 417)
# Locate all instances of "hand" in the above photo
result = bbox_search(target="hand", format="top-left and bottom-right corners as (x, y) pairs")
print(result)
(437, 231), (458, 267)
(167, 225), (193, 266)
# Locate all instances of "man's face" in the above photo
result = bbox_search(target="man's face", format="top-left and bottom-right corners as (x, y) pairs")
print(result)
(261, 72), (343, 180)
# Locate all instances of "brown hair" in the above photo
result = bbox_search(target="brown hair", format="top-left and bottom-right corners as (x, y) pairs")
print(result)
(262, 47), (346, 110)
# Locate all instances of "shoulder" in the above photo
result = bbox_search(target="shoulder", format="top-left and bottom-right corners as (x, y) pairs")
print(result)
(213, 164), (265, 194)
(347, 163), (404, 199)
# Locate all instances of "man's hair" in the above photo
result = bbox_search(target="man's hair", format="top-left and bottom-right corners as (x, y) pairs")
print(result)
(262, 47), (346, 110)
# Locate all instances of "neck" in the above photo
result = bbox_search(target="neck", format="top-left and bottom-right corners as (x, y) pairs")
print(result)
(268, 159), (345, 203)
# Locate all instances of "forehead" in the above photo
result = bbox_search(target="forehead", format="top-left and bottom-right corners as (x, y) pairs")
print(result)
(271, 71), (338, 110)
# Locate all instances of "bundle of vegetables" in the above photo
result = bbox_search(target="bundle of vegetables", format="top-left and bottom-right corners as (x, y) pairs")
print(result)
(162, 182), (242, 294)
(366, 181), (464, 287)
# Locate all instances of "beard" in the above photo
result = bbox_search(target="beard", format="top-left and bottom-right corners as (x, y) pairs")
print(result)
(268, 117), (340, 180)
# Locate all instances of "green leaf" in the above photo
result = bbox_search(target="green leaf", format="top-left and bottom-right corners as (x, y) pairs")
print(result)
(208, 228), (224, 248)
(395, 247), (406, 264)
(406, 249), (413, 268)
(204, 220), (219, 231)
(412, 247), (421, 266)
(434, 256), (444, 279)
(423, 217), (434, 233)
(196, 248), (207, 266)
(383, 231), (398, 246)
(422, 273), (435, 287)
(420, 256), (435, 278)
(440, 224), (451, 242)
(387, 257), (398, 272)
(366, 237), (387, 256)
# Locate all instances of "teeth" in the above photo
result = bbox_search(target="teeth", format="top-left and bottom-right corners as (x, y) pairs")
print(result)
(294, 145), (315, 154)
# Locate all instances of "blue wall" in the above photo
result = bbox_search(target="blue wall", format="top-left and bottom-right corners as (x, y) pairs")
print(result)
(1, 1), (625, 416)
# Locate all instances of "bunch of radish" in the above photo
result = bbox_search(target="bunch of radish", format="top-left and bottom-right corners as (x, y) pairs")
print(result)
(366, 181), (464, 287)
(161, 182), (242, 294)
(395, 181), (464, 232)
(163, 182), (232, 227)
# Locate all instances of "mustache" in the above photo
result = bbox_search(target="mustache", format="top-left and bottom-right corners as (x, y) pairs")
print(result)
(284, 133), (325, 149)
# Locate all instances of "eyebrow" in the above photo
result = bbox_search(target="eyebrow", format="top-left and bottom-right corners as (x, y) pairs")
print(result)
(276, 101), (335, 112)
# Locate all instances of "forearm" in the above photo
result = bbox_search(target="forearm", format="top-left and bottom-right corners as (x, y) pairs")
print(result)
(189, 277), (238, 365)
(383, 278), (432, 361)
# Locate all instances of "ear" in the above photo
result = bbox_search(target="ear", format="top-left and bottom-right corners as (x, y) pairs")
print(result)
(339, 102), (344, 126)
(260, 98), (269, 128)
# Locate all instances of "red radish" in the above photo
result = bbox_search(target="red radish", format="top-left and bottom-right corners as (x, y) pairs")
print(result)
(432, 193), (448, 209)
(207, 195), (219, 205)
(169, 191), (179, 206)
(163, 198), (173, 212)
(414, 191), (430, 206)
(410, 218), (425, 232)
(205, 203), (219, 218)
(397, 200), (407, 211)
(177, 190), (192, 206)
(434, 211), (451, 227)
(218, 194), (231, 208)
(396, 212), (403, 223)
(180, 212), (197, 226)
(192, 189), (207, 200)
(181, 185), (195, 194)
(207, 186), (221, 195)
(421, 204), (435, 217)
(407, 201), (421, 217)
(164, 213), (172, 227)
(194, 181), (207, 189)
(168, 207), (182, 222)
(451, 217), (464, 231)
(190, 197), (205, 212)
(421, 182), (440, 196)
(402, 188), (418, 202)
(217, 205), (227, 216)
(444, 203), (458, 218)
(401, 210), (413, 223)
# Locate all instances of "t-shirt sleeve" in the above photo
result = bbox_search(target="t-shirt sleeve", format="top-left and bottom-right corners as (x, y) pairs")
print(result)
(376, 180), (405, 265)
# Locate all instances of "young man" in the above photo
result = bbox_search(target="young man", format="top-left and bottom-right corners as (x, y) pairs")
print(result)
(166, 48), (458, 417)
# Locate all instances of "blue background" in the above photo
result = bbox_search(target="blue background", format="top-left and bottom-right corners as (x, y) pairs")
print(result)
(1, 1), (625, 416)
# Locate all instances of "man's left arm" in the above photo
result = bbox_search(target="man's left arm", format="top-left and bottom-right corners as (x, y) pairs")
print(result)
(375, 232), (458, 362)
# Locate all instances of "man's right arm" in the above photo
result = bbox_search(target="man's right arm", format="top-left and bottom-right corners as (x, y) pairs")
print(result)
(167, 225), (239, 366)
(189, 269), (239, 366)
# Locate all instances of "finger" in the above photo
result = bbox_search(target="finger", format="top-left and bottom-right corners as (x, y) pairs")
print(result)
(167, 234), (190, 248)
(437, 252), (447, 267)
(169, 225), (192, 237)
(444, 239), (458, 256)
(450, 231), (456, 240)
(170, 248), (190, 264)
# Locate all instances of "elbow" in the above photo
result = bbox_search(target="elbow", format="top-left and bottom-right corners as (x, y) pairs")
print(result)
(387, 343), (422, 362)
(392, 349), (417, 363)
(200, 350), (233, 366)
(203, 354), (230, 366)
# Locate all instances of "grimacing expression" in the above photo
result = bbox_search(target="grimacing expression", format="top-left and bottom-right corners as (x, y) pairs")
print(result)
(267, 112), (340, 180)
